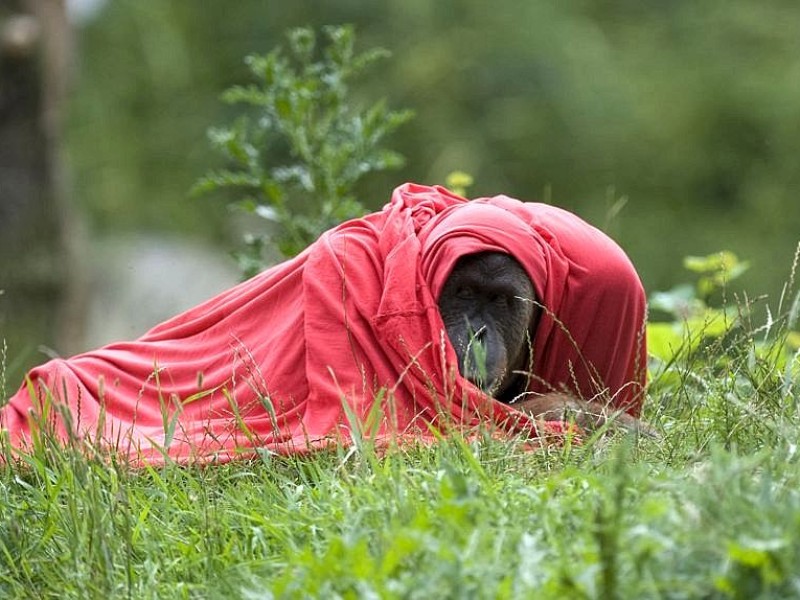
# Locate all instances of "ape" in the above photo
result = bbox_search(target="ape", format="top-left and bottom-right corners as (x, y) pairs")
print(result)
(1, 183), (652, 464)
(438, 251), (657, 437)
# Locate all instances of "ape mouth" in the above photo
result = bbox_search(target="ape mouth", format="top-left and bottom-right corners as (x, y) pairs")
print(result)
(459, 329), (506, 397)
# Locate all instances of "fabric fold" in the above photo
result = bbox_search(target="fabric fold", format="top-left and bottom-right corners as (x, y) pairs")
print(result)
(1, 183), (647, 464)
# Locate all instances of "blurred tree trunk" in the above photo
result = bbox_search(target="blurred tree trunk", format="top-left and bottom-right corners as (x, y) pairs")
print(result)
(0, 0), (86, 382)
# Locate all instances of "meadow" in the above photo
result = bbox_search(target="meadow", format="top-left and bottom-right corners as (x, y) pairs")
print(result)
(3, 15), (800, 598)
(1, 250), (799, 599)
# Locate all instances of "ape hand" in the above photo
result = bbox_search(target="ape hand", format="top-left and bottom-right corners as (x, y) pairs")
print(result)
(510, 393), (659, 439)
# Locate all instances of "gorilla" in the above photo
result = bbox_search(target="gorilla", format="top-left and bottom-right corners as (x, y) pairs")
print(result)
(438, 251), (656, 437)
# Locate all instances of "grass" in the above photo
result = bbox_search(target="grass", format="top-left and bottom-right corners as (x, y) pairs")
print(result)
(1, 297), (799, 598)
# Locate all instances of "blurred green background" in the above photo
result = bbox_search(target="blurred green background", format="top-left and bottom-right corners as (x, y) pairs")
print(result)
(3, 0), (800, 381)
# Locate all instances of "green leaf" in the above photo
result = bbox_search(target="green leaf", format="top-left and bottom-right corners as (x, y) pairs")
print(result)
(649, 284), (699, 319)
(684, 251), (741, 275)
(646, 322), (686, 362)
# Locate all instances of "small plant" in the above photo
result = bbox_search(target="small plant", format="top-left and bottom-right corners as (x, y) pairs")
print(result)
(647, 251), (751, 365)
(645, 248), (800, 454)
(648, 250), (800, 368)
(194, 25), (413, 277)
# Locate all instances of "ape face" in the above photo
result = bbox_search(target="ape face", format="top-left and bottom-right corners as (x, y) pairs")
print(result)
(437, 252), (539, 401)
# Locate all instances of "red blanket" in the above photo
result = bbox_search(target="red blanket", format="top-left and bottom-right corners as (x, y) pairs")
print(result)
(1, 183), (647, 463)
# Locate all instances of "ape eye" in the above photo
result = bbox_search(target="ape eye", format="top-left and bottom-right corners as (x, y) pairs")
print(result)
(494, 294), (511, 306)
(456, 286), (474, 299)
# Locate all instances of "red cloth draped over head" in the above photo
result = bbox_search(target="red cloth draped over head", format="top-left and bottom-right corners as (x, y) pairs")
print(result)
(1, 183), (647, 464)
